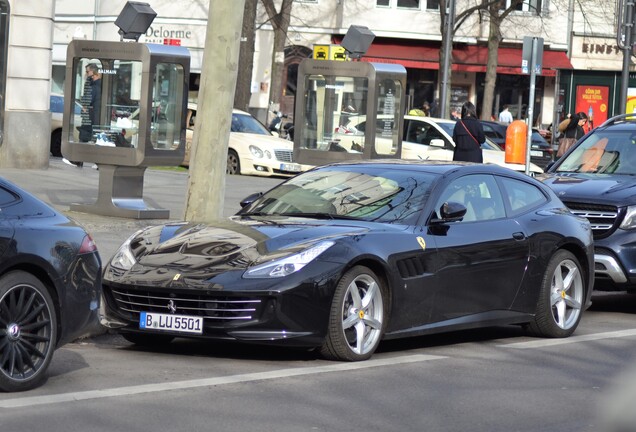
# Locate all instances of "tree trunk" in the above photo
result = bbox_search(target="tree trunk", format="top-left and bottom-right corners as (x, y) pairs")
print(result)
(481, 11), (503, 121)
(262, 0), (293, 111)
(184, 0), (245, 222)
(234, 0), (257, 112)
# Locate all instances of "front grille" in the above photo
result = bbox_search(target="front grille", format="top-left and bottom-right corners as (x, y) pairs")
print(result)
(110, 288), (262, 322)
(563, 201), (619, 238)
(274, 149), (293, 162)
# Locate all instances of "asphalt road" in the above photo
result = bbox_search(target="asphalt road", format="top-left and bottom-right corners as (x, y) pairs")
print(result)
(0, 295), (635, 431)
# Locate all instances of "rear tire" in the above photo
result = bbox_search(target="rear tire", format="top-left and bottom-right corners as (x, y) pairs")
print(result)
(0, 271), (57, 392)
(320, 266), (387, 361)
(50, 130), (62, 157)
(528, 250), (584, 338)
(227, 149), (240, 175)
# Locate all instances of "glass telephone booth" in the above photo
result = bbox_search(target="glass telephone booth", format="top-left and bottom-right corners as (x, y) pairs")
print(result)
(293, 59), (407, 167)
(63, 40), (190, 218)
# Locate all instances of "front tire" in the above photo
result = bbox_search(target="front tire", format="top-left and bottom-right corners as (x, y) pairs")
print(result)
(0, 271), (57, 392)
(528, 250), (584, 338)
(227, 149), (240, 175)
(320, 266), (387, 361)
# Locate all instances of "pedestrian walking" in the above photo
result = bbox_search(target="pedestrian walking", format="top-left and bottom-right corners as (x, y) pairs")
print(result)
(498, 105), (513, 124)
(557, 112), (588, 158)
(452, 101), (485, 163)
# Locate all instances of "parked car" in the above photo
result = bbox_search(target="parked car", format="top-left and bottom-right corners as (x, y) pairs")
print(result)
(100, 160), (593, 361)
(337, 115), (543, 175)
(540, 114), (636, 293)
(480, 120), (554, 168)
(0, 177), (102, 392)
(183, 104), (309, 177)
(50, 93), (82, 157)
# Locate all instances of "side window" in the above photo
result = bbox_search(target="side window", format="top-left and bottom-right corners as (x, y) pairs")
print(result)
(499, 177), (547, 216)
(435, 174), (505, 222)
(0, 185), (18, 207)
(482, 124), (500, 140)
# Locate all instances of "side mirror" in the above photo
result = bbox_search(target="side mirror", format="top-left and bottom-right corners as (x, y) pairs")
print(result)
(430, 138), (445, 148)
(430, 201), (466, 224)
(239, 192), (264, 208)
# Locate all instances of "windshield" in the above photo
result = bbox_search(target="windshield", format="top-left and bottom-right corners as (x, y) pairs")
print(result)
(556, 129), (636, 174)
(240, 165), (438, 225)
(232, 113), (271, 135)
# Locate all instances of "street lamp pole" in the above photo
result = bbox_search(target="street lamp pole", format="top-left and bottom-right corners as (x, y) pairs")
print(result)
(440, 0), (455, 119)
(618, 0), (635, 113)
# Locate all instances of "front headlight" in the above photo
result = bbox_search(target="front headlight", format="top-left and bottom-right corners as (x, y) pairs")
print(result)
(620, 206), (636, 229)
(243, 241), (335, 279)
(249, 145), (264, 158)
(109, 230), (143, 271)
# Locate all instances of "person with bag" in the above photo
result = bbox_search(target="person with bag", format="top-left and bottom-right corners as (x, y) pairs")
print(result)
(557, 112), (588, 158)
(452, 101), (485, 163)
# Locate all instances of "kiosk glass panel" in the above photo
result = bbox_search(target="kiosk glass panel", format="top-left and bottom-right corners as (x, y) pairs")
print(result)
(300, 74), (368, 154)
(374, 78), (402, 156)
(70, 58), (142, 148)
(151, 63), (185, 150)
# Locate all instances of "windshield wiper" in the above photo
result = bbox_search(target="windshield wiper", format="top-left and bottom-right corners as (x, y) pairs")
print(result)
(279, 212), (362, 221)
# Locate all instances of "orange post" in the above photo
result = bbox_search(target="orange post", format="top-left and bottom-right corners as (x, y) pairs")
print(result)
(505, 120), (527, 165)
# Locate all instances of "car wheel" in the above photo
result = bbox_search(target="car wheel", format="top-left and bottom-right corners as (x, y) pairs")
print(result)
(320, 266), (387, 361)
(227, 149), (240, 175)
(122, 332), (174, 346)
(528, 250), (584, 338)
(0, 271), (57, 392)
(50, 130), (62, 157)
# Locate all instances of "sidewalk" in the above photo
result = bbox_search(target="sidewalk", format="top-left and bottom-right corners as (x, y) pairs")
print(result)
(1, 157), (283, 262)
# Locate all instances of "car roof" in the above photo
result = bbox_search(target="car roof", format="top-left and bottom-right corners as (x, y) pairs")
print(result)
(320, 158), (533, 178)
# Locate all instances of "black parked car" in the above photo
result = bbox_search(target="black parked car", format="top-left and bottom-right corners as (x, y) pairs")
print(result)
(0, 177), (101, 392)
(481, 120), (554, 168)
(540, 114), (636, 292)
(101, 160), (593, 361)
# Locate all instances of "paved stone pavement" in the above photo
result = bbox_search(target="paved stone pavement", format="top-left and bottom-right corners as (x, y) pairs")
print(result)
(1, 157), (283, 262)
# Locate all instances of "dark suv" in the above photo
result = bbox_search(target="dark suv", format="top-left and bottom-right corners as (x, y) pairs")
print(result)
(539, 114), (636, 292)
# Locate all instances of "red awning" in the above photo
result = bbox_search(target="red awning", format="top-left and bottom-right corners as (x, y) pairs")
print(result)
(452, 45), (572, 77)
(341, 38), (573, 76)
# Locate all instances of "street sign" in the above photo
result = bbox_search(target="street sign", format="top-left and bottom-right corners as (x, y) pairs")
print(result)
(522, 36), (543, 75)
(313, 44), (348, 61)
(313, 45), (330, 60)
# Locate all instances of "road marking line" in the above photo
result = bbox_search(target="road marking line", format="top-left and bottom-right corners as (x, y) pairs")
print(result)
(0, 353), (445, 409)
(501, 329), (636, 349)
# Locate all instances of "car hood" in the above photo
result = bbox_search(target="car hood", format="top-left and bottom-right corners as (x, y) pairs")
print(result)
(231, 132), (293, 149)
(122, 217), (379, 277)
(483, 149), (543, 174)
(539, 172), (636, 205)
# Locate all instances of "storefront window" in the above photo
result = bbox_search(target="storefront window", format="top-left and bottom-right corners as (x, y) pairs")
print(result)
(0, 1), (9, 147)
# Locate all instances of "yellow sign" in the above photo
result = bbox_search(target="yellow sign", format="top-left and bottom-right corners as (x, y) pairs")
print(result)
(330, 46), (347, 61)
(313, 44), (348, 61)
(313, 45), (329, 60)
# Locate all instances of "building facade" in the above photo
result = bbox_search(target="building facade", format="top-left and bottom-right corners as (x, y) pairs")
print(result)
(0, 0), (632, 168)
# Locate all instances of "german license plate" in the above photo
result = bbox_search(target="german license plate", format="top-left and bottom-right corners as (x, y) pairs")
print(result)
(530, 150), (543, 157)
(139, 312), (203, 334)
(280, 163), (301, 172)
